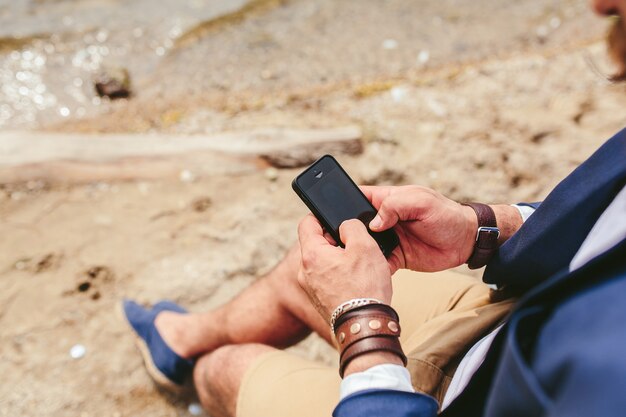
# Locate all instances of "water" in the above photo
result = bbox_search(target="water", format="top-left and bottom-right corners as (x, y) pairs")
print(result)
(0, 0), (250, 129)
(0, 0), (601, 131)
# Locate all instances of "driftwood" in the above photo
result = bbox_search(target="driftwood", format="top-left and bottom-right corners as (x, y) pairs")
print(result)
(0, 126), (363, 184)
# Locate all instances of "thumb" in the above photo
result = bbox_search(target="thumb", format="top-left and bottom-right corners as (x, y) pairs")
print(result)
(369, 197), (402, 231)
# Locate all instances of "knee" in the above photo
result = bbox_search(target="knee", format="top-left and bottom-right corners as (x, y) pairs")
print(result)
(193, 346), (240, 417)
(193, 344), (274, 417)
(194, 345), (236, 394)
(276, 243), (303, 287)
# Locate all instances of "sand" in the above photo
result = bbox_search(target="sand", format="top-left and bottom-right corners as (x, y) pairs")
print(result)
(1, 1), (626, 416)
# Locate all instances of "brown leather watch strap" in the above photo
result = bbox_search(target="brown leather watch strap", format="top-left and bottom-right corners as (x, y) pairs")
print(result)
(462, 202), (500, 269)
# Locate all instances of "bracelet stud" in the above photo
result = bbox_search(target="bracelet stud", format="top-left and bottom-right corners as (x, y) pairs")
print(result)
(368, 319), (382, 330)
(350, 323), (361, 334)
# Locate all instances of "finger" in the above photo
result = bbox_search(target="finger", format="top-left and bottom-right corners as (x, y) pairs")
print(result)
(339, 219), (378, 251)
(323, 231), (337, 246)
(369, 191), (432, 231)
(360, 185), (394, 209)
(297, 214), (331, 251)
(386, 246), (404, 275)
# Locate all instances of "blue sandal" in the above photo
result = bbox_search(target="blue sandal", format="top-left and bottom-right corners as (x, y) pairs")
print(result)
(121, 299), (195, 391)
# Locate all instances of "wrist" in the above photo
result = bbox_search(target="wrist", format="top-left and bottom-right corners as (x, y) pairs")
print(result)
(343, 351), (404, 377)
(490, 204), (523, 243)
(334, 304), (407, 377)
(462, 202), (500, 269)
(462, 203), (522, 253)
(461, 202), (524, 269)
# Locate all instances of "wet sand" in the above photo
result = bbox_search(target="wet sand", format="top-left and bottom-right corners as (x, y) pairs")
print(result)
(1, 1), (626, 416)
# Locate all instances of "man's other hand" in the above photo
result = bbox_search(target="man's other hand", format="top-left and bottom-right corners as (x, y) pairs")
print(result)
(297, 215), (392, 323)
(362, 185), (479, 273)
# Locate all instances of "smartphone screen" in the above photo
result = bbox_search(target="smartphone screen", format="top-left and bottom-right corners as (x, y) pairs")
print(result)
(292, 155), (399, 257)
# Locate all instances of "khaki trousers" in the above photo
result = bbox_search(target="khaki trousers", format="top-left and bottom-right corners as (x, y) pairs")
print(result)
(237, 270), (515, 417)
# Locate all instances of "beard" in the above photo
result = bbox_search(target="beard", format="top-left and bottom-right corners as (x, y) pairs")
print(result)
(607, 16), (626, 82)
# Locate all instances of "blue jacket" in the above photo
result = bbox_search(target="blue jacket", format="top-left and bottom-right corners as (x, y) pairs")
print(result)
(334, 128), (626, 417)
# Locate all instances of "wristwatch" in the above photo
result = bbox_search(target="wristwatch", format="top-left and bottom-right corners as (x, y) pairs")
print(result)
(462, 202), (500, 269)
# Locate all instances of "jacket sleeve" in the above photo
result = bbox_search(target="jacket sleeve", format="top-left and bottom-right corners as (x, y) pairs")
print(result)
(333, 389), (438, 417)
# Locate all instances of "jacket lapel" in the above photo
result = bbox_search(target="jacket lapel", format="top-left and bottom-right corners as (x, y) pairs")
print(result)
(512, 235), (626, 312)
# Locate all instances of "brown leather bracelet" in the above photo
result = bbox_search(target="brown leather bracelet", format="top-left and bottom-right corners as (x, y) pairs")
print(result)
(339, 336), (405, 377)
(462, 202), (500, 269)
(336, 311), (402, 347)
(334, 303), (400, 332)
(333, 304), (407, 377)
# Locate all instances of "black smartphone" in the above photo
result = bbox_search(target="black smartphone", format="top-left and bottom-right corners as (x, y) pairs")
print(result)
(292, 154), (399, 257)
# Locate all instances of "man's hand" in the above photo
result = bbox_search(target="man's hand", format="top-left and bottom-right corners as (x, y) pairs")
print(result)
(362, 185), (523, 274)
(297, 215), (392, 323)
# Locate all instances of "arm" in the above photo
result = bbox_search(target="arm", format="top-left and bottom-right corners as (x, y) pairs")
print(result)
(336, 203), (530, 407)
(297, 215), (439, 417)
(334, 390), (438, 417)
(361, 185), (526, 273)
(295, 189), (532, 416)
(490, 204), (525, 245)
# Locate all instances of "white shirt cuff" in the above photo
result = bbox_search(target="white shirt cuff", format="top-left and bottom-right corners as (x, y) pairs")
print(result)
(339, 364), (415, 400)
(512, 204), (535, 223)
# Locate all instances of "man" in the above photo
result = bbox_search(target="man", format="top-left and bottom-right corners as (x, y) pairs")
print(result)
(122, 1), (626, 416)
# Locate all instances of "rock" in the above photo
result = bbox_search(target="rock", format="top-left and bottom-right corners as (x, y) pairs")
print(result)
(425, 97), (448, 117)
(69, 344), (86, 359)
(382, 39), (398, 50)
(14, 259), (28, 270)
(12, 252), (63, 273)
(417, 50), (430, 65)
(191, 196), (212, 212)
(94, 67), (131, 99)
(179, 169), (196, 183)
(535, 25), (549, 42)
(390, 86), (409, 102)
(188, 403), (203, 416)
(264, 167), (279, 181)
